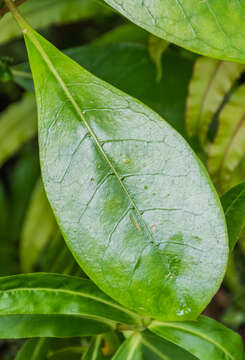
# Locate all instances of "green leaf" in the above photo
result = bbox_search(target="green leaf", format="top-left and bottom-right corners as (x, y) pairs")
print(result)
(22, 23), (228, 321)
(149, 315), (244, 360)
(0, 0), (111, 44)
(12, 42), (194, 136)
(186, 57), (244, 143)
(112, 331), (198, 360)
(0, 93), (37, 167)
(208, 84), (245, 191)
(82, 336), (104, 360)
(0, 273), (141, 339)
(20, 178), (58, 272)
(94, 24), (148, 46)
(15, 338), (51, 360)
(112, 333), (142, 360)
(221, 181), (245, 250)
(148, 35), (169, 82)
(103, 0), (245, 63)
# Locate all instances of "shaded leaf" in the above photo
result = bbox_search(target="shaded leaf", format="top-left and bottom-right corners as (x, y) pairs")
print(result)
(0, 0), (111, 44)
(0, 93), (37, 167)
(94, 23), (148, 45)
(221, 181), (245, 250)
(22, 21), (228, 320)
(82, 336), (104, 360)
(20, 178), (58, 272)
(12, 43), (194, 136)
(112, 333), (142, 360)
(0, 273), (141, 339)
(208, 84), (245, 192)
(15, 338), (51, 360)
(149, 315), (244, 360)
(148, 35), (169, 82)
(186, 57), (244, 143)
(103, 0), (245, 63)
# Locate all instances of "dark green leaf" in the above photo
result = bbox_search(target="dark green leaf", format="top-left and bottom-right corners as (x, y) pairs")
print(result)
(15, 338), (51, 360)
(0, 0), (111, 44)
(103, 0), (245, 63)
(22, 23), (228, 320)
(0, 273), (141, 339)
(221, 181), (245, 250)
(112, 333), (142, 360)
(82, 336), (104, 360)
(149, 315), (244, 360)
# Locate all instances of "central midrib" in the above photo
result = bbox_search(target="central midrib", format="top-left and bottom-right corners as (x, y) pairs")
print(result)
(26, 27), (156, 246)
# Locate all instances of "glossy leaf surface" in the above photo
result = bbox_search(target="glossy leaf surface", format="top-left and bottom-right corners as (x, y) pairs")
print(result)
(149, 315), (244, 360)
(0, 273), (140, 338)
(221, 181), (245, 250)
(0, 93), (37, 167)
(208, 85), (245, 191)
(112, 333), (142, 360)
(22, 24), (228, 320)
(12, 42), (194, 136)
(103, 0), (245, 63)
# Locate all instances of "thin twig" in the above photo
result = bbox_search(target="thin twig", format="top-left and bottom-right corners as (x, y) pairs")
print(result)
(0, 0), (26, 15)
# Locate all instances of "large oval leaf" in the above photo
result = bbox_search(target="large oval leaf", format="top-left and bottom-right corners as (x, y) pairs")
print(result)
(103, 0), (245, 63)
(0, 273), (141, 338)
(20, 21), (228, 320)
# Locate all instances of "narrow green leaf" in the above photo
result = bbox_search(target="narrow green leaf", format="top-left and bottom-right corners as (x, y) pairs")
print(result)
(113, 331), (197, 360)
(94, 24), (148, 45)
(103, 0), (245, 63)
(82, 336), (104, 360)
(15, 338), (51, 360)
(221, 181), (245, 250)
(0, 273), (141, 339)
(12, 43), (194, 136)
(22, 23), (228, 320)
(0, 0), (111, 44)
(20, 178), (58, 272)
(0, 93), (37, 167)
(112, 333), (142, 360)
(148, 35), (169, 82)
(186, 57), (244, 143)
(149, 315), (244, 360)
(208, 84), (245, 191)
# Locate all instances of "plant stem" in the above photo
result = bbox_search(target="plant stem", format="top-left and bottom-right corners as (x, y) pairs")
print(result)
(0, 0), (27, 16)
(4, 0), (29, 30)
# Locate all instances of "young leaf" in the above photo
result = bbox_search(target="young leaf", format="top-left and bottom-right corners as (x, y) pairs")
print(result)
(148, 35), (169, 82)
(221, 181), (245, 250)
(19, 18), (228, 320)
(0, 273), (141, 339)
(12, 43), (194, 136)
(186, 57), (244, 142)
(103, 0), (245, 63)
(112, 333), (142, 360)
(20, 178), (58, 272)
(208, 84), (245, 191)
(82, 336), (104, 360)
(149, 315), (244, 360)
(15, 338), (51, 360)
(0, 0), (111, 44)
(0, 93), (37, 167)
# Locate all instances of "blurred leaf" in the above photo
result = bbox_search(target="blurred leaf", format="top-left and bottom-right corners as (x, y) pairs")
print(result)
(0, 93), (37, 167)
(0, 180), (8, 239)
(20, 178), (58, 272)
(221, 181), (245, 250)
(0, 56), (12, 83)
(228, 156), (245, 190)
(94, 24), (148, 45)
(208, 85), (245, 192)
(0, 0), (111, 44)
(15, 338), (51, 360)
(0, 273), (141, 339)
(112, 333), (142, 360)
(186, 57), (244, 144)
(148, 35), (169, 82)
(47, 338), (86, 360)
(82, 336), (104, 360)
(12, 43), (193, 136)
(149, 315), (244, 360)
